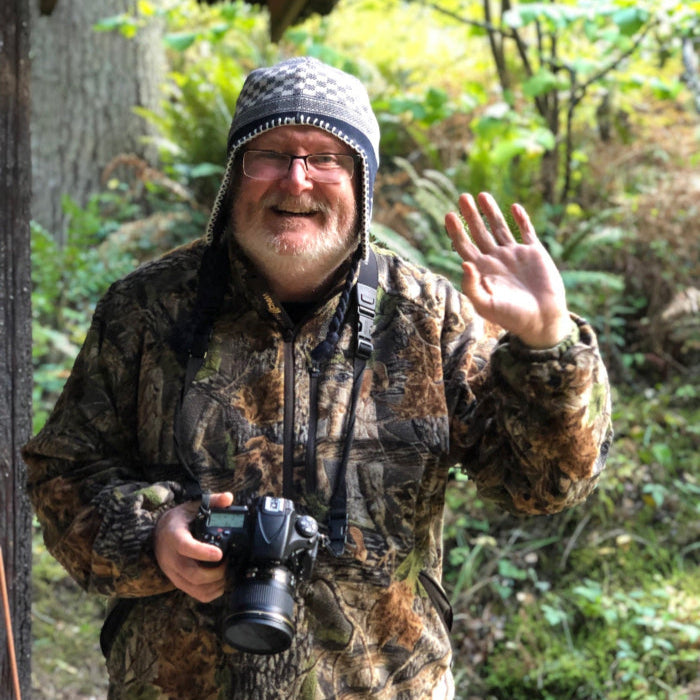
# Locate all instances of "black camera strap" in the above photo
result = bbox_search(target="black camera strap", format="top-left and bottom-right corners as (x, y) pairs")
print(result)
(172, 241), (232, 499)
(325, 249), (377, 556)
(174, 246), (378, 556)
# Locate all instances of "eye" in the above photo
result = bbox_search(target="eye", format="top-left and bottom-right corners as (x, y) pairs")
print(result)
(309, 154), (341, 169)
(255, 151), (289, 165)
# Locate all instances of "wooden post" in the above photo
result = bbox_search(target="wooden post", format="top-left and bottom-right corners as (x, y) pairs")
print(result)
(0, 0), (34, 697)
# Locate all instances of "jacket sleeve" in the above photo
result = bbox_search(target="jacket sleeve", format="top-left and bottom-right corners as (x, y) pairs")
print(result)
(445, 287), (613, 515)
(23, 285), (188, 598)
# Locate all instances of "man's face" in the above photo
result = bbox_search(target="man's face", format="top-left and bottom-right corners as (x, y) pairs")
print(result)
(231, 126), (359, 290)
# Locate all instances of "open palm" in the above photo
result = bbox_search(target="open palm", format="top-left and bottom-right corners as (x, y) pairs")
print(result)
(445, 192), (571, 348)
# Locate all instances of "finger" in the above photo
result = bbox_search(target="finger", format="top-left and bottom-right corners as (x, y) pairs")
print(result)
(171, 562), (226, 602)
(445, 211), (479, 262)
(209, 491), (234, 508)
(511, 203), (538, 245)
(186, 491), (234, 564)
(457, 193), (498, 252)
(161, 506), (223, 564)
(476, 192), (515, 246)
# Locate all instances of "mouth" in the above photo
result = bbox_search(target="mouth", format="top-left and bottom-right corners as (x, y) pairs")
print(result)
(265, 194), (328, 220)
(271, 205), (319, 218)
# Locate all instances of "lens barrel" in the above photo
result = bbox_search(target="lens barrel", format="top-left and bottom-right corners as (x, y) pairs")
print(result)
(223, 568), (296, 654)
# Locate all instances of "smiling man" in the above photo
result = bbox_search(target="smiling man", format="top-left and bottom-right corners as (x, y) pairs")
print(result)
(24, 56), (612, 699)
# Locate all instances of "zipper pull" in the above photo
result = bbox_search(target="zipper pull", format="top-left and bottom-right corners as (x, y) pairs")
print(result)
(306, 348), (321, 378)
(308, 359), (321, 378)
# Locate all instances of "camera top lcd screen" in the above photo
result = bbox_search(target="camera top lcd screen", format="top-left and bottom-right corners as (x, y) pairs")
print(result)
(209, 511), (246, 529)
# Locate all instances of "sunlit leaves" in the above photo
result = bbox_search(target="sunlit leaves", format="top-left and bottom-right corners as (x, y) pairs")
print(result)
(521, 69), (569, 98)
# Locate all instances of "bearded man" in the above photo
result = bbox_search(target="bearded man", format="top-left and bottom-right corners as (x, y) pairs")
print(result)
(24, 56), (612, 699)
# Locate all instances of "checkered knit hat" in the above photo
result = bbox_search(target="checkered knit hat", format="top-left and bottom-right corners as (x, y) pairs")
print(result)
(205, 56), (380, 260)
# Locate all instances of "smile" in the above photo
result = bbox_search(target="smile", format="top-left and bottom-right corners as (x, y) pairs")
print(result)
(271, 206), (319, 217)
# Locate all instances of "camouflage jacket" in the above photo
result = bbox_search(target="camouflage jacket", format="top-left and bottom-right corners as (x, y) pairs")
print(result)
(24, 240), (612, 700)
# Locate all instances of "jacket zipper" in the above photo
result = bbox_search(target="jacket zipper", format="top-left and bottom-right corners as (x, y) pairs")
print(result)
(282, 334), (295, 500)
(305, 360), (321, 494)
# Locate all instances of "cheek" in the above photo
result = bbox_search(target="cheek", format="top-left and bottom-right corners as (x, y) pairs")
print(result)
(232, 183), (266, 227)
(333, 185), (359, 228)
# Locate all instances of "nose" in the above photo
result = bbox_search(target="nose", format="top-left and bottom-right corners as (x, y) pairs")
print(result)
(280, 157), (314, 195)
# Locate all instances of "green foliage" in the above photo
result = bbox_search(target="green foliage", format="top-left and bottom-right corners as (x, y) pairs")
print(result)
(385, 157), (465, 279)
(31, 193), (140, 432)
(133, 1), (279, 205)
(413, 0), (695, 209)
(445, 383), (700, 700)
(485, 575), (700, 699)
(464, 104), (555, 204)
(32, 522), (108, 698)
(446, 379), (700, 699)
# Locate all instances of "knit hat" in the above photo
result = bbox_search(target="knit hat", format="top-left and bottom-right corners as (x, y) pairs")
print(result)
(205, 56), (380, 260)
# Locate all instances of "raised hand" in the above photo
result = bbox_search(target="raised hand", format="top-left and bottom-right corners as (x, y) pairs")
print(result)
(445, 192), (572, 349)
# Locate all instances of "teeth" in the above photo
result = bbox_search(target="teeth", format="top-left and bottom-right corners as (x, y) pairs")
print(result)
(276, 207), (315, 215)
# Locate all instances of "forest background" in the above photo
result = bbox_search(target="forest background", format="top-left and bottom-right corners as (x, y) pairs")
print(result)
(29, 1), (699, 699)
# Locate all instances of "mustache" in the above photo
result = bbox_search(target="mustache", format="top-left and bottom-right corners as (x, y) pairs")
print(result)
(259, 192), (334, 215)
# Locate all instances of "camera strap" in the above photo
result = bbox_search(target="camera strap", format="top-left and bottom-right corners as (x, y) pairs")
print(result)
(326, 249), (377, 556)
(173, 242), (230, 500)
(173, 245), (379, 556)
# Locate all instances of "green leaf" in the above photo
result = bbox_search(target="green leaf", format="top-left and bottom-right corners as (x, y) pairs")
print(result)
(561, 270), (626, 291)
(611, 8), (649, 36)
(642, 483), (667, 507)
(573, 579), (603, 603)
(651, 443), (674, 468)
(504, 3), (585, 30)
(188, 162), (225, 178)
(164, 32), (200, 52)
(370, 223), (427, 266)
(648, 78), (683, 100)
(93, 14), (133, 33)
(522, 69), (561, 98)
(542, 603), (568, 626)
(498, 559), (528, 580)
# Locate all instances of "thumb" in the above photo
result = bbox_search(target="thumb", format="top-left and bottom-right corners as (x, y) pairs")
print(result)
(461, 262), (493, 314)
(208, 491), (234, 508)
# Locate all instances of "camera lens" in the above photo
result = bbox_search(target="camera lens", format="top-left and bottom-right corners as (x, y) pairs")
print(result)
(223, 568), (296, 655)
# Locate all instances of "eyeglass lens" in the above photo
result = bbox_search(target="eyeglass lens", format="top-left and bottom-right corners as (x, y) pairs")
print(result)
(243, 151), (355, 183)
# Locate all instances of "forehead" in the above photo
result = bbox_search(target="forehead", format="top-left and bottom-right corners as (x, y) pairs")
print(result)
(248, 125), (353, 154)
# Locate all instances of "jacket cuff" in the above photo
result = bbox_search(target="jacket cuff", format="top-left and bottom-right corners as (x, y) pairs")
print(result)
(497, 315), (585, 360)
(489, 315), (602, 400)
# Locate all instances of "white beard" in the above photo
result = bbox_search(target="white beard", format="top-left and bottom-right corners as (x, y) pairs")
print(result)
(233, 192), (359, 298)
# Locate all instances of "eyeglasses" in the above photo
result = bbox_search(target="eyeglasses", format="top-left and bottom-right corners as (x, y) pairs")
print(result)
(242, 150), (356, 183)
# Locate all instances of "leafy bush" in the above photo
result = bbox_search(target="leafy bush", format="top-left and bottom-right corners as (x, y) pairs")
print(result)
(133, 1), (279, 206)
(445, 379), (700, 699)
(31, 193), (140, 431)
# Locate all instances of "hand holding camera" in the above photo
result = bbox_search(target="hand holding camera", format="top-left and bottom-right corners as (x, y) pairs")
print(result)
(190, 495), (321, 655)
(154, 491), (234, 603)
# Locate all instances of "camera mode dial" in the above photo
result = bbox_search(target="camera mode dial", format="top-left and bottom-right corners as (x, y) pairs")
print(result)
(295, 514), (319, 539)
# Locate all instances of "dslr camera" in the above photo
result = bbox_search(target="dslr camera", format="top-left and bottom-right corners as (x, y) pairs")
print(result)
(191, 495), (321, 655)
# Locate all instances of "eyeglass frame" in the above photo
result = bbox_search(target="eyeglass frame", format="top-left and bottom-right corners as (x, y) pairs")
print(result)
(241, 149), (357, 183)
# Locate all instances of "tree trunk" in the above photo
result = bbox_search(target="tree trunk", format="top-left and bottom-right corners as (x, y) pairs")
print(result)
(0, 0), (34, 697)
(30, 0), (166, 241)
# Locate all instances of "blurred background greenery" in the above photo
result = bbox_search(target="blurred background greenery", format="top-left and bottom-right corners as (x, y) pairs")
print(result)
(30, 1), (699, 698)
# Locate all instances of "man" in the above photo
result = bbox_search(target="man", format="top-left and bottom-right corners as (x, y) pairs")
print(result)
(24, 56), (612, 699)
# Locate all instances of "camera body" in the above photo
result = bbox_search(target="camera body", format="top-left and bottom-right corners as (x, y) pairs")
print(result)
(191, 496), (321, 655)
